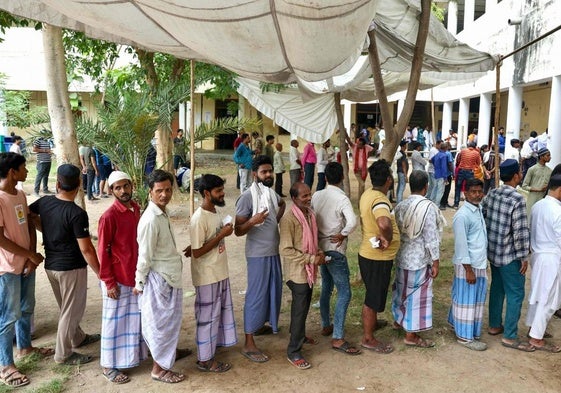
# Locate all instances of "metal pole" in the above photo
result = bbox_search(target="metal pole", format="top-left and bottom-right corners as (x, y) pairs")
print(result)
(189, 60), (196, 218)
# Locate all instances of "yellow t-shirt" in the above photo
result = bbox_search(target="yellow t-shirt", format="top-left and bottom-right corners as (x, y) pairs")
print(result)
(359, 189), (400, 260)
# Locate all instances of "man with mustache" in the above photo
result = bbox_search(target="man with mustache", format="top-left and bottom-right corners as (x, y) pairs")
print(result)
(235, 155), (286, 363)
(97, 171), (148, 384)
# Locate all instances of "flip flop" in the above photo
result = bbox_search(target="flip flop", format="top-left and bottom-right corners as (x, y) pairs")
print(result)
(103, 368), (130, 384)
(287, 357), (311, 370)
(404, 337), (435, 348)
(76, 334), (101, 348)
(0, 369), (30, 388)
(532, 342), (561, 353)
(501, 340), (536, 352)
(57, 352), (93, 365)
(332, 341), (362, 356)
(176, 348), (193, 360)
(360, 341), (394, 354)
(17, 346), (55, 359)
(196, 360), (231, 373)
(151, 370), (185, 384)
(241, 350), (269, 363)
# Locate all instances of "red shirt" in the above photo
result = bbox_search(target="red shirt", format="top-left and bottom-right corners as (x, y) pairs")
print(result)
(457, 147), (481, 170)
(233, 136), (243, 150)
(98, 199), (141, 289)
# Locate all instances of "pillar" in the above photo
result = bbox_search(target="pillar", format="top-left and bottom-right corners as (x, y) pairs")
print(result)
(458, 97), (470, 146)
(447, 0), (458, 35)
(485, 0), (496, 13)
(477, 93), (492, 147)
(505, 86), (522, 160)
(464, 0), (475, 30)
(442, 101), (453, 139)
(548, 75), (561, 167)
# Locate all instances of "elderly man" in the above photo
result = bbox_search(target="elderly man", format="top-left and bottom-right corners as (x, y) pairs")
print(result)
(522, 147), (552, 218)
(481, 160), (533, 352)
(525, 174), (561, 353)
(134, 170), (185, 384)
(392, 170), (444, 348)
(235, 155), (286, 363)
(189, 174), (237, 373)
(29, 164), (101, 364)
(280, 182), (325, 369)
(358, 159), (399, 354)
(0, 153), (48, 389)
(448, 178), (488, 351)
(311, 162), (360, 355)
(98, 171), (149, 384)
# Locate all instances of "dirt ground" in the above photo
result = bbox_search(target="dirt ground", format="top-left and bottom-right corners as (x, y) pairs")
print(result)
(17, 156), (561, 393)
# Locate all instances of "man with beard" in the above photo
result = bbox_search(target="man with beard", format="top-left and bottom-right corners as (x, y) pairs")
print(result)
(188, 174), (237, 373)
(280, 182), (325, 369)
(98, 171), (149, 384)
(235, 155), (286, 363)
(134, 170), (185, 384)
(358, 159), (399, 354)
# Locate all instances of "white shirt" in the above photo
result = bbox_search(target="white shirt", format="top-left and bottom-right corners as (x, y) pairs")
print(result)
(521, 137), (537, 159)
(289, 146), (301, 170)
(9, 143), (21, 155)
(311, 184), (357, 254)
(273, 150), (285, 174)
(135, 201), (183, 290)
(427, 146), (439, 173)
(316, 146), (335, 173)
(530, 196), (561, 255)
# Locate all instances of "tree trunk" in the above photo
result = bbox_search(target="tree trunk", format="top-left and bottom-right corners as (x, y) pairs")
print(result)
(156, 125), (174, 172)
(369, 0), (431, 162)
(334, 93), (351, 196)
(42, 24), (85, 209)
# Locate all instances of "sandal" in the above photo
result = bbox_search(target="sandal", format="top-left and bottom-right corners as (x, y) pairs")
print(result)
(76, 334), (101, 348)
(287, 357), (311, 370)
(404, 337), (435, 348)
(332, 341), (362, 355)
(151, 370), (186, 384)
(241, 350), (269, 363)
(532, 342), (561, 353)
(501, 340), (536, 352)
(196, 360), (231, 373)
(103, 368), (130, 384)
(57, 352), (93, 365)
(321, 325), (333, 337)
(361, 340), (394, 354)
(0, 368), (30, 388)
(17, 346), (55, 359)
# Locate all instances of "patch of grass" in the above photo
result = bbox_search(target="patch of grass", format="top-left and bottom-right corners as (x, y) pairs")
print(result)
(51, 364), (73, 378)
(30, 378), (66, 393)
(15, 352), (42, 375)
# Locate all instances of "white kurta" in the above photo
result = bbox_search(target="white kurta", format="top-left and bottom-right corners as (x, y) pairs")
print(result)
(526, 196), (561, 339)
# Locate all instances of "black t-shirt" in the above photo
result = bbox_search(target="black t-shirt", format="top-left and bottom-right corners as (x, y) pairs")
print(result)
(29, 196), (89, 271)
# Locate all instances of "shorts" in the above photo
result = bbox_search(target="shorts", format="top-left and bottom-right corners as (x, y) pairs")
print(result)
(358, 254), (393, 312)
(98, 164), (112, 181)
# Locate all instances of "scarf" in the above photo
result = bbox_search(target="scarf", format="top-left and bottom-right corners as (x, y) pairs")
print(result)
(401, 196), (447, 240)
(353, 145), (368, 180)
(290, 204), (318, 288)
(250, 181), (279, 227)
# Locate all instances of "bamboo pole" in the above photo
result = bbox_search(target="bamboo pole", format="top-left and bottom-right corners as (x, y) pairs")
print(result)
(189, 60), (196, 217)
(494, 58), (502, 187)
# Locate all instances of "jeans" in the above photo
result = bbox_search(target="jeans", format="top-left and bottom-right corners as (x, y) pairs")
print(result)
(454, 169), (474, 206)
(320, 251), (351, 339)
(426, 172), (435, 202)
(86, 169), (96, 199)
(489, 261), (525, 340)
(431, 177), (445, 205)
(396, 172), (406, 203)
(303, 163), (315, 189)
(34, 161), (52, 193)
(0, 272), (35, 366)
(316, 172), (326, 191)
(286, 280), (312, 359)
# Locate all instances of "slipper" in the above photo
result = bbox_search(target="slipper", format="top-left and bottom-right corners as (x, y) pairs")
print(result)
(151, 370), (185, 384)
(103, 368), (130, 384)
(241, 350), (269, 363)
(196, 360), (231, 373)
(501, 340), (536, 352)
(321, 325), (333, 337)
(404, 337), (435, 348)
(0, 369), (30, 388)
(17, 346), (55, 359)
(332, 341), (362, 356)
(487, 326), (504, 336)
(532, 342), (561, 353)
(76, 334), (101, 348)
(253, 325), (273, 336)
(57, 352), (93, 365)
(360, 341), (394, 354)
(304, 336), (318, 345)
(176, 348), (193, 360)
(287, 357), (311, 370)
(457, 340), (487, 351)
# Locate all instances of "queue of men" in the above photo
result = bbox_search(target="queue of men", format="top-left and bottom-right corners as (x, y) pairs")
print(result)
(2, 134), (561, 389)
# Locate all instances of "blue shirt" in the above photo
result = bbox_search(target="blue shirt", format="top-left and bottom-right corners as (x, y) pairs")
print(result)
(432, 151), (448, 179)
(233, 143), (253, 169)
(452, 201), (487, 269)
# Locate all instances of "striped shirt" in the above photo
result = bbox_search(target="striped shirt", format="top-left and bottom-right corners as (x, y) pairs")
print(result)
(33, 138), (52, 163)
(481, 185), (530, 266)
